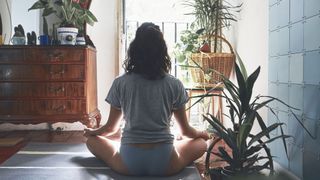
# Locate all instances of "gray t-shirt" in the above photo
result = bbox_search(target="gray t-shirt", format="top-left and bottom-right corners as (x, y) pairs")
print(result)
(106, 73), (188, 144)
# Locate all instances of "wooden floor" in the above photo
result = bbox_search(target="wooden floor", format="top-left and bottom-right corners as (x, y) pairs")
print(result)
(0, 130), (86, 164)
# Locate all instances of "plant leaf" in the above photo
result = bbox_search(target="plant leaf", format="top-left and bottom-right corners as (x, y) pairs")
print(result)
(28, 1), (46, 11)
(42, 7), (56, 16)
(248, 123), (283, 146)
(255, 111), (269, 138)
(235, 51), (248, 79)
(246, 66), (260, 103)
(218, 146), (234, 166)
(255, 135), (291, 147)
(238, 110), (255, 147)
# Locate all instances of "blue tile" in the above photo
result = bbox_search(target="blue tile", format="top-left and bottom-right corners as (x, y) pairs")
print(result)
(290, 22), (304, 53)
(269, 57), (278, 81)
(270, 5), (278, 31)
(277, 56), (290, 82)
(288, 84), (303, 115)
(304, 16), (320, 51)
(278, 83), (289, 111)
(288, 144), (303, 179)
(270, 138), (289, 168)
(269, 0), (289, 30)
(303, 84), (320, 120)
(303, 51), (320, 84)
(303, 118), (320, 152)
(288, 114), (304, 147)
(304, 0), (320, 18)
(268, 109), (279, 135)
(278, 111), (289, 135)
(268, 82), (278, 108)
(269, 31), (279, 56)
(290, 0), (304, 23)
(269, 0), (278, 7)
(277, 27), (290, 55)
(289, 53), (303, 83)
(303, 151), (320, 180)
(278, 0), (290, 27)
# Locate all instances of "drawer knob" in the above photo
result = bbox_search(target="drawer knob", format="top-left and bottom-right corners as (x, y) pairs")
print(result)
(49, 86), (65, 93)
(50, 66), (65, 75)
(48, 52), (63, 61)
(54, 105), (66, 112)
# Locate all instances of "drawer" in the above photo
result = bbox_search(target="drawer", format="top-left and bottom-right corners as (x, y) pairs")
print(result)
(0, 82), (85, 98)
(0, 100), (86, 115)
(25, 49), (84, 63)
(0, 64), (85, 81)
(0, 49), (24, 62)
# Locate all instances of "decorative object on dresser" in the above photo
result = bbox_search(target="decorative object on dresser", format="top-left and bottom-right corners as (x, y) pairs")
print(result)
(0, 46), (101, 128)
(28, 0), (98, 45)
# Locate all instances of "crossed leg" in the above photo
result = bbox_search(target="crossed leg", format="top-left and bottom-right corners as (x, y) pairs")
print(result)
(166, 137), (207, 175)
(86, 135), (207, 176)
(86, 135), (129, 175)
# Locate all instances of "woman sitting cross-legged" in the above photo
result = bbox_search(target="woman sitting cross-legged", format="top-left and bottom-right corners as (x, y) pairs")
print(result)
(84, 22), (209, 176)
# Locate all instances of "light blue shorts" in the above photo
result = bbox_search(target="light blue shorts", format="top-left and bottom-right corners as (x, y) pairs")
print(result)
(120, 143), (173, 176)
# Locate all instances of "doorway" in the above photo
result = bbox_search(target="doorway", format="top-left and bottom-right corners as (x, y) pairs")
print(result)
(121, 0), (194, 77)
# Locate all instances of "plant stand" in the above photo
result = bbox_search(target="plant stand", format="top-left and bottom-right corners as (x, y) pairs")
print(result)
(186, 86), (224, 125)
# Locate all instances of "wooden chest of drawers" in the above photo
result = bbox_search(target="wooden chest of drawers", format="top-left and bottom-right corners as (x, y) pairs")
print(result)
(0, 46), (101, 128)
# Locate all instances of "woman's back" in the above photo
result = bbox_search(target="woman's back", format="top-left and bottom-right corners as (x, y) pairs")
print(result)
(106, 72), (188, 144)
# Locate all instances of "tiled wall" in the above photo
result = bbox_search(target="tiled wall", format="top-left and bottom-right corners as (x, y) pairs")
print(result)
(268, 0), (320, 179)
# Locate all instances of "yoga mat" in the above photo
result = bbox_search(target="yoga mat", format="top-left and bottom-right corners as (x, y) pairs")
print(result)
(0, 143), (201, 180)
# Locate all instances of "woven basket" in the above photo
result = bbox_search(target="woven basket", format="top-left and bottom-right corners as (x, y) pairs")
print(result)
(190, 35), (235, 87)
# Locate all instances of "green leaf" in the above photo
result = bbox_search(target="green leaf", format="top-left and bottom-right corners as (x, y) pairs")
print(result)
(28, 1), (46, 11)
(255, 112), (270, 139)
(203, 115), (236, 150)
(246, 66), (260, 103)
(85, 10), (98, 22)
(279, 125), (289, 159)
(42, 7), (56, 16)
(238, 110), (255, 147)
(207, 113), (227, 132)
(248, 123), (283, 146)
(244, 146), (263, 157)
(218, 147), (234, 166)
(235, 51), (248, 79)
(235, 63), (247, 114)
(254, 98), (275, 111)
(255, 135), (291, 147)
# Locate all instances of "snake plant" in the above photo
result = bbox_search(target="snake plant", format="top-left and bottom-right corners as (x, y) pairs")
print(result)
(190, 58), (315, 179)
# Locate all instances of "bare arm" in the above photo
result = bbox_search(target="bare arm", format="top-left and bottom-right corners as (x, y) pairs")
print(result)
(84, 106), (122, 137)
(173, 105), (209, 140)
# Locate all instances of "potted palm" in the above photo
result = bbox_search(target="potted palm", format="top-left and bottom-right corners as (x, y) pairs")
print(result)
(181, 0), (241, 86)
(190, 58), (316, 179)
(29, 0), (97, 45)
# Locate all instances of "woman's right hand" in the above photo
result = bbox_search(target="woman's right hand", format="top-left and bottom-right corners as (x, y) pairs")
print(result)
(196, 130), (210, 140)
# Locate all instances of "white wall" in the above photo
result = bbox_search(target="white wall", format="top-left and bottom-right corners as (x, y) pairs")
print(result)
(0, 0), (118, 131)
(0, 0), (12, 44)
(224, 0), (269, 132)
(87, 0), (118, 125)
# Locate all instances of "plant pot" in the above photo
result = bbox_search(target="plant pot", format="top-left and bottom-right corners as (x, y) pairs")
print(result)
(76, 36), (86, 45)
(57, 27), (78, 45)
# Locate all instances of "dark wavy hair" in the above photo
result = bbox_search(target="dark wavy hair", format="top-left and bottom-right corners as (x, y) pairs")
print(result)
(123, 22), (171, 79)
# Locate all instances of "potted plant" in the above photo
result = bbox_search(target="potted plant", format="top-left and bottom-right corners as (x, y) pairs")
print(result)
(190, 58), (316, 179)
(180, 0), (241, 86)
(28, 0), (97, 45)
